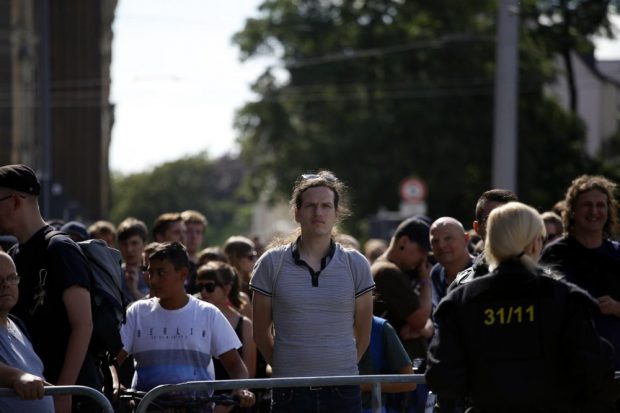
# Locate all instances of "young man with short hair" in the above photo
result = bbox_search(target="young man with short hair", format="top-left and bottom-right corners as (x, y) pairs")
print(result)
(116, 242), (255, 409)
(152, 212), (186, 244)
(88, 220), (117, 247)
(117, 217), (149, 301)
(370, 217), (434, 413)
(181, 210), (207, 264)
(372, 217), (433, 357)
(153, 212), (199, 293)
(451, 188), (518, 288)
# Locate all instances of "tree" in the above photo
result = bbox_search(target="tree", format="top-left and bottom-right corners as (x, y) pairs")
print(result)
(233, 0), (595, 233)
(521, 0), (618, 112)
(110, 153), (252, 245)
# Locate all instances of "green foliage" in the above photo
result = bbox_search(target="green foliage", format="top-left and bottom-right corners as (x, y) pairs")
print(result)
(520, 0), (616, 112)
(522, 0), (615, 51)
(233, 0), (605, 232)
(110, 153), (252, 245)
(598, 125), (620, 185)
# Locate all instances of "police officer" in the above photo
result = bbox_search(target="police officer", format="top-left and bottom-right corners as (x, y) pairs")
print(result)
(425, 202), (616, 413)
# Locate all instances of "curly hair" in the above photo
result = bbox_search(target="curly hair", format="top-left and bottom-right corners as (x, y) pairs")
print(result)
(563, 175), (619, 239)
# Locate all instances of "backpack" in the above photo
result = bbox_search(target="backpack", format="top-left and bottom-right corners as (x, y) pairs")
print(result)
(369, 316), (387, 373)
(44, 231), (130, 364)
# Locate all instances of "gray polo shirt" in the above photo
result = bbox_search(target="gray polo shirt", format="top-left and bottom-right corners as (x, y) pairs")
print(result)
(250, 242), (375, 378)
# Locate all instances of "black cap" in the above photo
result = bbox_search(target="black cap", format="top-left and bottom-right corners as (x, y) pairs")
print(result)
(0, 164), (40, 195)
(393, 217), (431, 251)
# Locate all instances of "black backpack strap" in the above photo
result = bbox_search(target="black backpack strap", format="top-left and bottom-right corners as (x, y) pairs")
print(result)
(43, 230), (66, 246)
(42, 230), (70, 263)
(28, 229), (68, 317)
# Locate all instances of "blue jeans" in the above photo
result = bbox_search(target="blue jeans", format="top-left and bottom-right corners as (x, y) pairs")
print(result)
(271, 385), (362, 413)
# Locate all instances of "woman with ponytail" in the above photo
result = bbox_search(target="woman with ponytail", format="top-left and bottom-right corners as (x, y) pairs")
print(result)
(196, 262), (256, 381)
(425, 202), (615, 413)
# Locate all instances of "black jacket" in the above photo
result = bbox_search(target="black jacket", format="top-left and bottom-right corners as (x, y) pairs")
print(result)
(426, 261), (615, 413)
(448, 251), (489, 292)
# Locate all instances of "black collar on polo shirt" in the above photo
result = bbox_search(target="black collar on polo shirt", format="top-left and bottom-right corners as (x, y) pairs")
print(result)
(291, 237), (336, 287)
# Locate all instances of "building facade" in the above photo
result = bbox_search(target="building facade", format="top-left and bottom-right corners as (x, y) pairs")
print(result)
(546, 52), (620, 157)
(0, 0), (116, 221)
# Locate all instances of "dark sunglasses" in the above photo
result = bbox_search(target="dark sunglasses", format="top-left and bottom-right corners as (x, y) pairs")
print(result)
(197, 282), (219, 293)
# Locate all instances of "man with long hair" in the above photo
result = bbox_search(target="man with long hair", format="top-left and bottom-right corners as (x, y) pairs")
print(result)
(251, 171), (374, 413)
(542, 175), (620, 370)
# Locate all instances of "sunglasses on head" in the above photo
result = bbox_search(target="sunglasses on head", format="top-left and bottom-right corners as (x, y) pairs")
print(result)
(197, 282), (219, 293)
(300, 173), (338, 182)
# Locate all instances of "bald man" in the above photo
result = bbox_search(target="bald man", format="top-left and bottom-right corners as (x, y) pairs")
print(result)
(429, 217), (473, 309)
(0, 251), (53, 412)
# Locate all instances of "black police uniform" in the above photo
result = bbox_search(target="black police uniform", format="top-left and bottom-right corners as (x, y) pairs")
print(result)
(426, 259), (615, 413)
(448, 251), (489, 292)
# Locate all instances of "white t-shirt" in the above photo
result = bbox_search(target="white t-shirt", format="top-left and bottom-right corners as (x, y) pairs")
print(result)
(121, 295), (241, 391)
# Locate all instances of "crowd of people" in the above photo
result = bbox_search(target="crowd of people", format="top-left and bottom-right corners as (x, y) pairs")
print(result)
(0, 163), (619, 413)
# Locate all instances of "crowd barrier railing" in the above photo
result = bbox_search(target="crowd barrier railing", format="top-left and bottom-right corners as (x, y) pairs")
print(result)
(134, 371), (620, 413)
(1, 371), (612, 413)
(135, 374), (427, 413)
(0, 385), (114, 413)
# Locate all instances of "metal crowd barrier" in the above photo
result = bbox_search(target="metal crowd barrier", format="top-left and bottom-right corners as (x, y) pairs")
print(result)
(135, 374), (426, 413)
(0, 385), (114, 413)
(3, 371), (611, 413)
(134, 371), (620, 413)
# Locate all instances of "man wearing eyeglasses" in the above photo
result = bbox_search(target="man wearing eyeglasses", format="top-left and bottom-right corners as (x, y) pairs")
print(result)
(0, 164), (99, 413)
(0, 251), (53, 412)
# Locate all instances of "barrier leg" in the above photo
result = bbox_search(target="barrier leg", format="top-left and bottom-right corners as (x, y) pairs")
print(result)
(371, 382), (382, 413)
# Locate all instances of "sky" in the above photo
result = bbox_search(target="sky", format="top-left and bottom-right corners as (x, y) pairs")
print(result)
(109, 4), (620, 175)
(110, 0), (271, 174)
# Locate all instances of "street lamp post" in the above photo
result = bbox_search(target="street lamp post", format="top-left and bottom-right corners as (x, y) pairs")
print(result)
(492, 0), (520, 192)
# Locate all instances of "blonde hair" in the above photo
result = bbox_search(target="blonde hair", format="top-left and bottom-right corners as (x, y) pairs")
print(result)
(484, 202), (545, 272)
